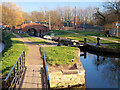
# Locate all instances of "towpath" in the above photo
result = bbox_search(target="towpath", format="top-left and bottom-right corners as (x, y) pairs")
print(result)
(13, 33), (44, 88)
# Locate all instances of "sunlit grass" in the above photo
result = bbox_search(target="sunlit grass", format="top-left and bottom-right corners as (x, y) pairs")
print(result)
(2, 31), (28, 76)
(41, 46), (77, 65)
(16, 33), (48, 44)
(49, 30), (115, 44)
(69, 30), (120, 42)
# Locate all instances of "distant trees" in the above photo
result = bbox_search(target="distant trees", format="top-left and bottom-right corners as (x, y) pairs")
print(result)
(94, 0), (120, 27)
(1, 2), (24, 28)
(103, 0), (120, 21)
(1, 1), (120, 30)
(77, 7), (96, 25)
(21, 6), (96, 27)
(22, 12), (31, 23)
(1, 2), (106, 29)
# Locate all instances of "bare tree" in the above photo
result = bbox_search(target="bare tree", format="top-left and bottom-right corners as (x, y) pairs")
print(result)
(94, 0), (120, 26)
(103, 0), (120, 21)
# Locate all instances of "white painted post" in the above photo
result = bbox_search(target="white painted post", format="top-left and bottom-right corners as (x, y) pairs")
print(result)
(116, 23), (120, 37)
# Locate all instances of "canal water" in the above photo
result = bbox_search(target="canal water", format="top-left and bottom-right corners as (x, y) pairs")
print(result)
(0, 42), (5, 53)
(80, 51), (120, 88)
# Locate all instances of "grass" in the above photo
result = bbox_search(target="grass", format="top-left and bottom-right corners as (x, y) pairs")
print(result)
(45, 30), (120, 49)
(48, 30), (115, 44)
(103, 37), (120, 42)
(69, 30), (105, 37)
(2, 31), (28, 76)
(16, 33), (48, 44)
(41, 46), (78, 65)
(104, 44), (120, 49)
(69, 30), (120, 42)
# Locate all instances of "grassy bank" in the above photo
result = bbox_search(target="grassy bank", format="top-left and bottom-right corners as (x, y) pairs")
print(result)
(2, 31), (28, 76)
(46, 30), (115, 44)
(16, 33), (48, 44)
(45, 30), (120, 49)
(41, 46), (78, 65)
(69, 30), (120, 42)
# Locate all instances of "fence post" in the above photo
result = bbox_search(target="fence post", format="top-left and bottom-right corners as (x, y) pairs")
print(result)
(57, 37), (61, 46)
(84, 38), (87, 45)
(20, 57), (21, 75)
(96, 37), (100, 46)
(24, 51), (25, 67)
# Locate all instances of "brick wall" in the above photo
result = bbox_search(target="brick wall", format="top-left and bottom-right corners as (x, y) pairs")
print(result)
(15, 23), (49, 35)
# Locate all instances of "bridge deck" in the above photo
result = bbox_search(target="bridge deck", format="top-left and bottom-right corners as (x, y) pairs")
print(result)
(21, 65), (44, 88)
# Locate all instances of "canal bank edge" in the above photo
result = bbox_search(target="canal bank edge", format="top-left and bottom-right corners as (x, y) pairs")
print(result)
(49, 48), (85, 88)
(40, 47), (85, 88)
(87, 44), (120, 54)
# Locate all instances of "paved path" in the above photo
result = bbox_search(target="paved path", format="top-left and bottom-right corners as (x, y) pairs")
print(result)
(13, 33), (44, 88)
(21, 65), (43, 88)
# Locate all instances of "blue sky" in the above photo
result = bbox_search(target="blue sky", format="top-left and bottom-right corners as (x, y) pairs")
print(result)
(14, 2), (103, 12)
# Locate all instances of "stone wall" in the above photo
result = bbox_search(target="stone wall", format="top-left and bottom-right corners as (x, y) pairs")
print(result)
(49, 70), (85, 88)
(48, 48), (85, 89)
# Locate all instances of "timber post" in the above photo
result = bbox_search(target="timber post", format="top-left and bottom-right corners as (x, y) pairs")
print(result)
(84, 38), (87, 45)
(96, 37), (100, 46)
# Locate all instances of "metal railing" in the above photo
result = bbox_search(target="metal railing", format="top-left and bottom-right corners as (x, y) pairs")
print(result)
(3, 50), (25, 89)
(43, 50), (50, 89)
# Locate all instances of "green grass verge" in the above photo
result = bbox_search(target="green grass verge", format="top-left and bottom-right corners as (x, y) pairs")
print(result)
(2, 31), (28, 76)
(69, 30), (105, 37)
(47, 30), (115, 44)
(41, 46), (77, 65)
(16, 33), (48, 44)
(46, 30), (120, 49)
(69, 30), (120, 42)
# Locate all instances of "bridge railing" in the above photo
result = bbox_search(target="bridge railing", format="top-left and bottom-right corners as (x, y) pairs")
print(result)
(3, 50), (25, 89)
(43, 50), (50, 89)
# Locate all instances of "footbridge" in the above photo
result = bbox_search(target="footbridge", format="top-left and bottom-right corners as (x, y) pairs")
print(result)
(14, 23), (49, 37)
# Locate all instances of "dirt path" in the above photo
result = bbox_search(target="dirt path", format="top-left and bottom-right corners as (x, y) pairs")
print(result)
(13, 33), (42, 65)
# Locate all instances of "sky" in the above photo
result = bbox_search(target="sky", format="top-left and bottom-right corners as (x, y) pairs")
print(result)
(1, 0), (106, 12)
(13, 2), (103, 12)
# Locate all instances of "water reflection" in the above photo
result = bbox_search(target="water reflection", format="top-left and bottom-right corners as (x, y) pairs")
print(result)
(80, 51), (120, 88)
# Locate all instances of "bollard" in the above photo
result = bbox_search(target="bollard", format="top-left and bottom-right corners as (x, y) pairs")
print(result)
(57, 37), (61, 46)
(84, 38), (87, 45)
(84, 52), (87, 59)
(97, 55), (100, 61)
(96, 37), (100, 46)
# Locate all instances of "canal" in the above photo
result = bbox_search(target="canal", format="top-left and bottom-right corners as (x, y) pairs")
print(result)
(0, 42), (5, 53)
(80, 51), (120, 88)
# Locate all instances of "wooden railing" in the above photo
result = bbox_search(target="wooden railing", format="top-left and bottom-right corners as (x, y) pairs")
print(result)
(43, 50), (50, 89)
(3, 50), (25, 89)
